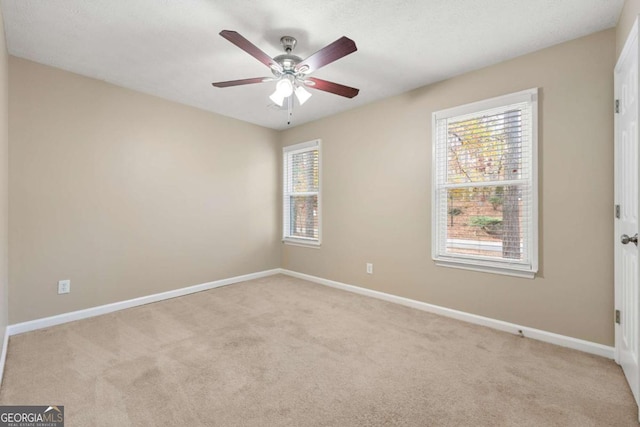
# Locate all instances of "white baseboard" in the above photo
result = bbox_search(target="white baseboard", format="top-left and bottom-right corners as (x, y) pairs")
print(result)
(280, 269), (615, 359)
(7, 269), (282, 336)
(0, 327), (8, 387)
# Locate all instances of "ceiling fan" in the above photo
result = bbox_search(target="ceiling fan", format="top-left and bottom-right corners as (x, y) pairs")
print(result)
(212, 30), (359, 123)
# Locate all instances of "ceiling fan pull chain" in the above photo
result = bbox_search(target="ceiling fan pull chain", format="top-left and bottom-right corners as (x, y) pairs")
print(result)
(287, 95), (293, 126)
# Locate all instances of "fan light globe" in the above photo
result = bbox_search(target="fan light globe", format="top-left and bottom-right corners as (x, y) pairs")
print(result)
(276, 79), (294, 97)
(269, 90), (285, 107)
(295, 86), (312, 105)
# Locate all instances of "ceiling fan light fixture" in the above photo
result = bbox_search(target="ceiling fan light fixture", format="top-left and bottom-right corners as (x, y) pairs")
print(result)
(275, 78), (294, 97)
(295, 85), (312, 105)
(269, 89), (286, 107)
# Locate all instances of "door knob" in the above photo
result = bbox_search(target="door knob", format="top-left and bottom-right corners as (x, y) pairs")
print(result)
(621, 233), (638, 246)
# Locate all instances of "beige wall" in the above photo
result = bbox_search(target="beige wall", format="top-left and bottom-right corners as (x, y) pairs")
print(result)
(0, 8), (8, 351)
(281, 29), (616, 346)
(617, 0), (640, 56)
(9, 58), (281, 324)
(3, 25), (618, 345)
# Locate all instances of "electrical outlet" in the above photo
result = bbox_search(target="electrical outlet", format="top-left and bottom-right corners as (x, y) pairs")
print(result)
(58, 279), (70, 294)
(366, 263), (373, 274)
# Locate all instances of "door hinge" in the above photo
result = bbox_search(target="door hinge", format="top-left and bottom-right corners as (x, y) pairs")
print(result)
(616, 204), (621, 219)
(616, 99), (620, 114)
(616, 309), (621, 325)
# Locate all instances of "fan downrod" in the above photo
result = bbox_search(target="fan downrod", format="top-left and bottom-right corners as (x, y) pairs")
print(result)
(280, 36), (297, 53)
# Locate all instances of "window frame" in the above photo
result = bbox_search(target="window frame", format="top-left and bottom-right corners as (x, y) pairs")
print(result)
(283, 139), (322, 247)
(431, 88), (538, 278)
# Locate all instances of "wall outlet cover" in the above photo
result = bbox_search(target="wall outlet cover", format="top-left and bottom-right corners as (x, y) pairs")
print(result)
(58, 279), (71, 294)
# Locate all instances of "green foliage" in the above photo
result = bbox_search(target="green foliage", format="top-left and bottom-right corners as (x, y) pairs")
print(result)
(489, 196), (503, 210)
(470, 216), (503, 236)
(470, 216), (502, 227)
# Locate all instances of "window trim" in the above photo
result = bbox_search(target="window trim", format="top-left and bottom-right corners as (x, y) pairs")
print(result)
(431, 88), (538, 278)
(283, 139), (322, 247)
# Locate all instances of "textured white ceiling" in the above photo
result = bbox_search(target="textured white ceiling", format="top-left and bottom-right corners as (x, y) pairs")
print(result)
(0, 0), (624, 130)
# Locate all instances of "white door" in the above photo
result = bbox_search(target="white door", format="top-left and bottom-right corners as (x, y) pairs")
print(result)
(615, 17), (640, 418)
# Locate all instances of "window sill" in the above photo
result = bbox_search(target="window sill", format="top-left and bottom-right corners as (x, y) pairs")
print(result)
(283, 238), (321, 249)
(434, 258), (536, 279)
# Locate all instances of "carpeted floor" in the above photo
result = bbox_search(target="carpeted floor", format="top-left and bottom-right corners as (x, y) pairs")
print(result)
(0, 274), (636, 426)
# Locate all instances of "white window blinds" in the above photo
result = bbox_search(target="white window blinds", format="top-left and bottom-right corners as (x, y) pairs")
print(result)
(283, 140), (321, 245)
(432, 89), (538, 277)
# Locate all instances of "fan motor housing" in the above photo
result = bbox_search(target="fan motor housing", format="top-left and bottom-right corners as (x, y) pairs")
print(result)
(273, 53), (302, 72)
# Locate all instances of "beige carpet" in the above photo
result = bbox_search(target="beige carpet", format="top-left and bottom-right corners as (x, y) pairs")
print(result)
(0, 274), (636, 426)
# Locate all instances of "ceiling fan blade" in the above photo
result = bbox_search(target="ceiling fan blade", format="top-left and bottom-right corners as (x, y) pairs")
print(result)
(220, 30), (282, 72)
(296, 36), (357, 74)
(306, 77), (359, 98)
(212, 77), (267, 88)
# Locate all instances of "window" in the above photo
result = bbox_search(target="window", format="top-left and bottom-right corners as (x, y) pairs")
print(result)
(432, 89), (538, 278)
(283, 140), (321, 246)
